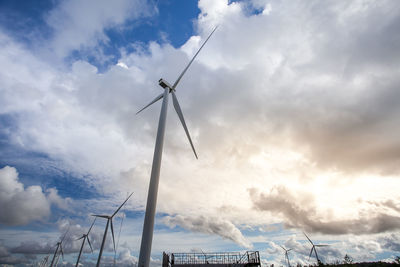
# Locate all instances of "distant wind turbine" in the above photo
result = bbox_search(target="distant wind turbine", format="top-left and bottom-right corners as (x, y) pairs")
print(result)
(113, 212), (125, 267)
(54, 252), (61, 267)
(39, 255), (49, 267)
(200, 248), (210, 264)
(137, 26), (218, 267)
(92, 192), (133, 267)
(303, 232), (328, 264)
(75, 218), (96, 267)
(279, 245), (292, 267)
(50, 228), (69, 267)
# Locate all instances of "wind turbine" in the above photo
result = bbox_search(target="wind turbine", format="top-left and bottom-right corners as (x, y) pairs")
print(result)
(137, 26), (218, 267)
(200, 248), (210, 264)
(50, 229), (69, 267)
(92, 192), (133, 267)
(75, 218), (96, 267)
(39, 255), (49, 267)
(303, 232), (328, 264)
(54, 252), (62, 267)
(279, 245), (292, 267)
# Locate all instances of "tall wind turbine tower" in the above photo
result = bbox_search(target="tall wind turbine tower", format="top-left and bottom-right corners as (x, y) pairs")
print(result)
(75, 218), (96, 267)
(50, 229), (68, 267)
(137, 26), (218, 267)
(279, 245), (292, 267)
(303, 232), (328, 264)
(92, 192), (133, 267)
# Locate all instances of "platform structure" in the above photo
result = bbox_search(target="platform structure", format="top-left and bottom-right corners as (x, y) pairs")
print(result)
(162, 251), (260, 267)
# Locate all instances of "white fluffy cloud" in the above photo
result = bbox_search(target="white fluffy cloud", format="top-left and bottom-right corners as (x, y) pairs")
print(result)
(44, 0), (155, 60)
(163, 215), (252, 248)
(0, 166), (70, 225)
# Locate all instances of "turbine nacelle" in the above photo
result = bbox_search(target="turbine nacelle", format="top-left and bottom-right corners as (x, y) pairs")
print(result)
(158, 79), (174, 91)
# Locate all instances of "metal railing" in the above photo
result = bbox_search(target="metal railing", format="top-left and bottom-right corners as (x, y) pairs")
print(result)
(168, 251), (260, 266)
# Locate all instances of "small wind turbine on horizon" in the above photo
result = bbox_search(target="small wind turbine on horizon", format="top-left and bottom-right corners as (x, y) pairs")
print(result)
(200, 248), (211, 264)
(303, 232), (328, 264)
(75, 218), (96, 267)
(92, 192), (133, 267)
(50, 228), (69, 267)
(279, 245), (292, 267)
(39, 255), (49, 267)
(54, 252), (62, 267)
(137, 26), (218, 267)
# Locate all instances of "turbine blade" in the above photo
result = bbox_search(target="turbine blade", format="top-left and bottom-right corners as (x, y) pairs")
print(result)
(76, 235), (85, 241)
(136, 93), (164, 114)
(309, 247), (314, 259)
(60, 245), (64, 260)
(171, 91), (198, 159)
(171, 26), (218, 90)
(315, 245), (329, 247)
(303, 231), (313, 245)
(110, 219), (116, 252)
(91, 214), (109, 219)
(87, 236), (93, 253)
(112, 192), (133, 218)
(87, 217), (96, 234)
(279, 245), (286, 251)
(61, 227), (70, 242)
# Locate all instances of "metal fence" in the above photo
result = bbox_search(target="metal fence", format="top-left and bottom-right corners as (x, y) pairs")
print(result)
(167, 251), (260, 266)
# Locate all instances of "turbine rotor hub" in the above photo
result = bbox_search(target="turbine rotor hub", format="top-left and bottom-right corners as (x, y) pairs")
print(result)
(158, 78), (174, 92)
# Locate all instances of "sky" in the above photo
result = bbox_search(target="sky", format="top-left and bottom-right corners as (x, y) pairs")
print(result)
(1, 0), (400, 266)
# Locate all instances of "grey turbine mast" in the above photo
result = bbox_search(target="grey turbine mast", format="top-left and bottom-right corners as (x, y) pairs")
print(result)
(137, 26), (218, 267)
(304, 232), (328, 264)
(92, 192), (133, 267)
(50, 228), (69, 267)
(279, 245), (292, 267)
(75, 218), (96, 267)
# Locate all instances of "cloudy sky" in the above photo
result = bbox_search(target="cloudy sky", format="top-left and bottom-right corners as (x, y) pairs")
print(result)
(1, 0), (400, 266)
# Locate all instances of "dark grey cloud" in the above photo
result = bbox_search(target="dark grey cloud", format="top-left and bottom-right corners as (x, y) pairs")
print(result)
(190, 0), (400, 175)
(11, 241), (54, 255)
(379, 233), (400, 252)
(276, 1), (400, 174)
(285, 80), (400, 174)
(0, 244), (31, 265)
(369, 199), (400, 213)
(249, 186), (400, 235)
(9, 218), (109, 258)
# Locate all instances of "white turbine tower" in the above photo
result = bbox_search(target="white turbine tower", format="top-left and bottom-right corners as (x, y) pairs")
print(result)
(92, 192), (133, 267)
(303, 232), (328, 264)
(50, 229), (69, 267)
(75, 218), (96, 267)
(137, 26), (218, 267)
(279, 245), (292, 267)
